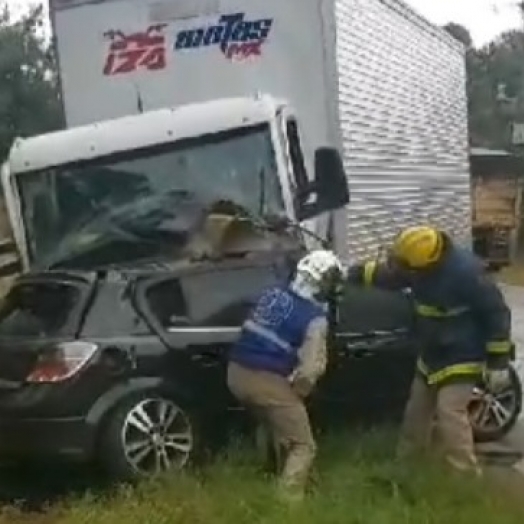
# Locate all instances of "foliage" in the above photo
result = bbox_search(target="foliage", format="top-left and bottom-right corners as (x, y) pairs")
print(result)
(0, 2), (63, 161)
(468, 31), (524, 149)
(0, 431), (523, 524)
(444, 17), (524, 150)
(443, 22), (473, 48)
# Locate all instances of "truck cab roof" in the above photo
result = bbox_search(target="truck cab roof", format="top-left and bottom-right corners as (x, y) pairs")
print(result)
(8, 94), (288, 174)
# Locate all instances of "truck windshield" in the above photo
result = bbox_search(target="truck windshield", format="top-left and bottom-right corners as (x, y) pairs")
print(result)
(15, 124), (285, 268)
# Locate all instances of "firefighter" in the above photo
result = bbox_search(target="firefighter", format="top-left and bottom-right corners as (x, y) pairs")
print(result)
(227, 249), (344, 501)
(345, 225), (513, 473)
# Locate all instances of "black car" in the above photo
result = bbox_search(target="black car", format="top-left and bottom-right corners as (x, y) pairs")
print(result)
(0, 202), (520, 482)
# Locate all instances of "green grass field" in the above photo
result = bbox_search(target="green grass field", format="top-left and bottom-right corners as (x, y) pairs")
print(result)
(2, 431), (523, 524)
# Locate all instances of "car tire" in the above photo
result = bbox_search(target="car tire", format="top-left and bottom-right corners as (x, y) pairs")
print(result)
(98, 391), (200, 482)
(470, 365), (522, 443)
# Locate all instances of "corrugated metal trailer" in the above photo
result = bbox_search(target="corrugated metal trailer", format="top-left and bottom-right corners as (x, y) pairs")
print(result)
(333, 0), (472, 262)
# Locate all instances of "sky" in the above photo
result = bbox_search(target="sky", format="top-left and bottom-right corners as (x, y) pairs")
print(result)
(3, 0), (524, 47)
(406, 0), (523, 46)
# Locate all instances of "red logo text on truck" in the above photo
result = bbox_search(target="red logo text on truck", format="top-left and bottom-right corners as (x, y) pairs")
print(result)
(174, 13), (273, 60)
(103, 24), (168, 76)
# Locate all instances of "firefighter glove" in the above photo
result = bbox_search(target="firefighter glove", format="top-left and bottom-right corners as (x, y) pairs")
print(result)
(485, 368), (512, 393)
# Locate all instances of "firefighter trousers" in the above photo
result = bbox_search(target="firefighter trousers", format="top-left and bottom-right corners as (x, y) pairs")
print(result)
(397, 373), (480, 473)
(227, 361), (316, 496)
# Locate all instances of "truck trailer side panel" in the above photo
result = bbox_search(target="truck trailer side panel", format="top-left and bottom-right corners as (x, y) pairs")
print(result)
(330, 0), (472, 262)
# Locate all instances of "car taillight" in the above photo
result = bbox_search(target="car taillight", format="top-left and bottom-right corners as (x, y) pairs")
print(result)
(26, 341), (99, 383)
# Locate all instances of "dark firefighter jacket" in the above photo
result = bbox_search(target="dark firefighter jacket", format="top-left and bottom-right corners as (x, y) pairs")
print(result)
(346, 245), (512, 385)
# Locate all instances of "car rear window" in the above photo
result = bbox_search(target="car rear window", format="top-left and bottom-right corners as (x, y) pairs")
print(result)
(0, 282), (80, 338)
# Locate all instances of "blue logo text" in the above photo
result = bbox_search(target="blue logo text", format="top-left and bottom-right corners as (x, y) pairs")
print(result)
(174, 13), (273, 59)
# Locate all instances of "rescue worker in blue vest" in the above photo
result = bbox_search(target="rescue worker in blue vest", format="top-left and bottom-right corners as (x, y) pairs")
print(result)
(346, 225), (513, 474)
(227, 249), (345, 501)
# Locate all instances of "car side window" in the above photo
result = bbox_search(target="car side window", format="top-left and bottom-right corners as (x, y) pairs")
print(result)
(181, 266), (281, 327)
(144, 278), (189, 328)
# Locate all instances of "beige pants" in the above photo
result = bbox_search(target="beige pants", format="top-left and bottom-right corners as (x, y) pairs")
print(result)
(227, 362), (316, 493)
(398, 374), (480, 473)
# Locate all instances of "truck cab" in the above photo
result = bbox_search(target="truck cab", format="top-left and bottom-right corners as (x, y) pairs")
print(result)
(1, 95), (348, 272)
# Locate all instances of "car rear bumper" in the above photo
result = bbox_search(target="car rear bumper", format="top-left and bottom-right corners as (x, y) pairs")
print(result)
(0, 417), (94, 461)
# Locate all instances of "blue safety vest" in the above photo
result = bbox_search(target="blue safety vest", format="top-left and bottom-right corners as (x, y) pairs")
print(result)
(229, 285), (325, 376)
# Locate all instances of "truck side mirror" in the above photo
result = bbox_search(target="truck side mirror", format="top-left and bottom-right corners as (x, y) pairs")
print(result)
(297, 147), (350, 221)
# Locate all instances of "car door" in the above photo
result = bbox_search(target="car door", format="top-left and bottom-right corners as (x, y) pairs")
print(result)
(170, 261), (284, 399)
(137, 260), (285, 441)
(312, 282), (417, 425)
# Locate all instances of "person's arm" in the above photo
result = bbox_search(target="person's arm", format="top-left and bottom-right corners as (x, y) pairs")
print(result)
(461, 270), (512, 369)
(290, 316), (328, 397)
(345, 259), (409, 291)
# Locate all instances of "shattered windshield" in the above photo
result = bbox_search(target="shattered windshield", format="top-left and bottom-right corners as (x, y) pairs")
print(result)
(16, 124), (285, 269)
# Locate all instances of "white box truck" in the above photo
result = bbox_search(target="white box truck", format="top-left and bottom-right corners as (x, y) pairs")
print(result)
(1, 0), (472, 272)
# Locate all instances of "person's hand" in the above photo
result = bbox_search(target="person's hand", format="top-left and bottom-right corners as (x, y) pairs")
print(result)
(485, 368), (512, 392)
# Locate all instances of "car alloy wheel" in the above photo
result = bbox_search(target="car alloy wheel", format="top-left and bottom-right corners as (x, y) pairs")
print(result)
(469, 381), (520, 441)
(121, 397), (194, 475)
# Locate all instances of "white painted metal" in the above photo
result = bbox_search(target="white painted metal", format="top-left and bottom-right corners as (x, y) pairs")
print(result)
(50, 0), (334, 187)
(8, 96), (283, 173)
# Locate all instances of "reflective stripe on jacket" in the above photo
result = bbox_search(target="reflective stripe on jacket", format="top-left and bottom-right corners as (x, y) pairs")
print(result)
(417, 359), (485, 386)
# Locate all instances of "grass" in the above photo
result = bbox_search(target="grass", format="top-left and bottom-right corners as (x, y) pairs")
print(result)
(1, 430), (523, 524)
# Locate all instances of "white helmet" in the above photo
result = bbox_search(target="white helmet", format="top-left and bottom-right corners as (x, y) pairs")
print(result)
(292, 249), (345, 301)
(297, 250), (344, 280)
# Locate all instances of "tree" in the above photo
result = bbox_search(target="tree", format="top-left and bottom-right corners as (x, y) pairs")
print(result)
(467, 30), (524, 149)
(442, 23), (494, 146)
(0, 3), (63, 161)
(441, 17), (524, 149)
(443, 23), (473, 48)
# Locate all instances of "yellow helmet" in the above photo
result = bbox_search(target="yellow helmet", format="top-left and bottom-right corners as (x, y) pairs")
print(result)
(391, 225), (444, 269)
